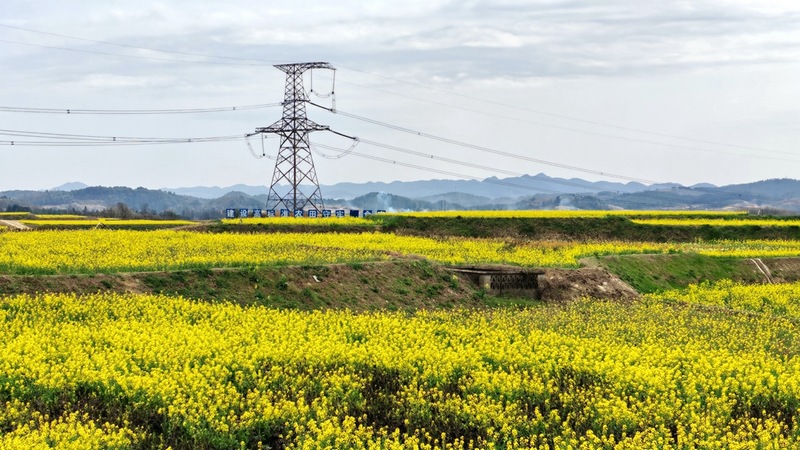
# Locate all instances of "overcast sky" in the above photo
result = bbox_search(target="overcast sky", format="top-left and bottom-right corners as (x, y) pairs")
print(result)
(1, 0), (798, 191)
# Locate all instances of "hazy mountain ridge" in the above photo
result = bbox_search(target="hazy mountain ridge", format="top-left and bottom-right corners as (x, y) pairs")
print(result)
(162, 173), (684, 200)
(2, 177), (799, 216)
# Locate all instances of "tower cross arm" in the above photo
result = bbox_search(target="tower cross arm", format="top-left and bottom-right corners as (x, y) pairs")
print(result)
(274, 62), (335, 73)
(255, 119), (330, 135)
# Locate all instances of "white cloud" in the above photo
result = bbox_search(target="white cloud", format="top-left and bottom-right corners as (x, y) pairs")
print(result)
(1, 0), (799, 189)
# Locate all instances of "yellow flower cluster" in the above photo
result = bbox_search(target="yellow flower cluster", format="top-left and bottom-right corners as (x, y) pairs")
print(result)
(29, 214), (89, 220)
(6, 229), (800, 275)
(0, 408), (139, 450)
(0, 230), (674, 274)
(0, 230), (389, 274)
(684, 239), (800, 258)
(1, 292), (799, 448)
(646, 280), (800, 319)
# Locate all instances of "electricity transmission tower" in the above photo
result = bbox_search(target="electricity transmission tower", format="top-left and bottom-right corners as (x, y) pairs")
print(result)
(251, 62), (337, 214)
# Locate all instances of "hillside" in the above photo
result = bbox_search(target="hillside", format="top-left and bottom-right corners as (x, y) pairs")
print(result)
(3, 177), (800, 215)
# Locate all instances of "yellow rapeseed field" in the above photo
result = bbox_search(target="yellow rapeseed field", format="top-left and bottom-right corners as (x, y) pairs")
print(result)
(646, 279), (800, 320)
(632, 218), (800, 227)
(682, 239), (800, 258)
(28, 214), (89, 220)
(1, 292), (799, 448)
(0, 230), (674, 274)
(4, 229), (800, 274)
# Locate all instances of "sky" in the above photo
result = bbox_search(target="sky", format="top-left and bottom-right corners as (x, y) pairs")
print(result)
(1, 0), (799, 192)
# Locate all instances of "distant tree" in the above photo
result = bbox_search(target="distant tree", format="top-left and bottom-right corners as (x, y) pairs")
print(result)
(159, 210), (182, 220)
(6, 204), (31, 213)
(103, 202), (134, 219)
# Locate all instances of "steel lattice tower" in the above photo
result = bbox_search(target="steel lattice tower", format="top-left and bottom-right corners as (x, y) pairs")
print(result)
(254, 62), (334, 214)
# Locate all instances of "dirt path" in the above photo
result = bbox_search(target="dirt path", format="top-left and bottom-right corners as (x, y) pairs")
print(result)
(0, 220), (30, 231)
(751, 258), (774, 284)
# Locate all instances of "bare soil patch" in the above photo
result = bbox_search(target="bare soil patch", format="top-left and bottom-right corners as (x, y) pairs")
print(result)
(538, 267), (640, 302)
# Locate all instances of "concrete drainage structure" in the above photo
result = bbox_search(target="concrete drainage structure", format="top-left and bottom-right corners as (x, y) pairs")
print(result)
(447, 266), (545, 298)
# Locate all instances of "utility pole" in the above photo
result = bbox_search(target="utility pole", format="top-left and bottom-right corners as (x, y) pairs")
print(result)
(252, 62), (334, 214)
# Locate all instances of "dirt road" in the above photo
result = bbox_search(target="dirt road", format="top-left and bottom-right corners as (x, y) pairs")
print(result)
(0, 220), (30, 231)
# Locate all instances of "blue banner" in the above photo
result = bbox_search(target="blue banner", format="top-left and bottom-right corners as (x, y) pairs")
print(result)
(225, 208), (235, 219)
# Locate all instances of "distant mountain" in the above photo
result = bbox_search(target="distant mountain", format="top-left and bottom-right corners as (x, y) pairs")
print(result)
(717, 179), (800, 200)
(347, 192), (440, 212)
(419, 192), (496, 208)
(0, 186), (207, 217)
(608, 179), (800, 212)
(158, 173), (685, 202)
(52, 182), (89, 191)
(322, 173), (659, 199)
(4, 176), (800, 215)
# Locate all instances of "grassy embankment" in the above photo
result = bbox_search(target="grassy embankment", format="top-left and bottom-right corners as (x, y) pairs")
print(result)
(4, 213), (800, 301)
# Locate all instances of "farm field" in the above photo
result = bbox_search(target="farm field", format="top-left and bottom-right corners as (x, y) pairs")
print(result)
(5, 229), (800, 274)
(632, 218), (800, 227)
(2, 210), (800, 448)
(3, 291), (800, 449)
(0, 229), (673, 273)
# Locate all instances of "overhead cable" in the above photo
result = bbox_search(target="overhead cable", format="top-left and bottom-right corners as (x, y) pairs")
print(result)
(336, 65), (790, 158)
(325, 77), (799, 162)
(311, 103), (659, 184)
(0, 103), (282, 115)
(0, 128), (247, 146)
(1, 25), (785, 158)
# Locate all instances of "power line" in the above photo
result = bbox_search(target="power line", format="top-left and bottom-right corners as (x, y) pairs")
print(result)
(4, 25), (788, 160)
(353, 139), (660, 194)
(336, 65), (791, 158)
(0, 122), (730, 206)
(311, 105), (795, 205)
(0, 103), (282, 115)
(341, 150), (672, 208)
(0, 128), (247, 146)
(322, 143), (785, 208)
(311, 103), (661, 184)
(326, 76), (800, 162)
(1, 126), (786, 207)
(317, 140), (522, 178)
(10, 84), (797, 164)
